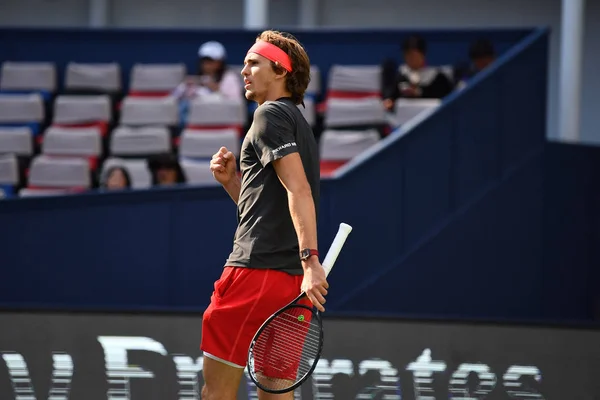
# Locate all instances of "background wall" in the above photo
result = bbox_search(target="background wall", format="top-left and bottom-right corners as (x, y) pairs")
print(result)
(0, 0), (598, 144)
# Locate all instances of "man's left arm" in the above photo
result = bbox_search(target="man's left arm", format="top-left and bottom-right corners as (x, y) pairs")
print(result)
(273, 153), (328, 311)
(272, 153), (318, 253)
(253, 104), (328, 310)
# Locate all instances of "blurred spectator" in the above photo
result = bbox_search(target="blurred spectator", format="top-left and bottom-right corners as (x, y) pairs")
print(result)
(148, 154), (186, 186)
(172, 41), (243, 102)
(382, 34), (454, 111)
(100, 166), (132, 191)
(454, 38), (497, 89)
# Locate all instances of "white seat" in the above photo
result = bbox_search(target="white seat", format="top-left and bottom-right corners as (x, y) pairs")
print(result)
(120, 96), (179, 126)
(65, 62), (122, 93)
(180, 128), (239, 159)
(0, 62), (57, 92)
(28, 155), (90, 188)
(19, 188), (72, 198)
(101, 158), (152, 189)
(53, 95), (112, 124)
(324, 97), (386, 128)
(130, 63), (186, 92)
(42, 126), (102, 157)
(179, 158), (218, 186)
(0, 126), (33, 156)
(110, 125), (171, 156)
(0, 93), (44, 123)
(328, 65), (381, 94)
(298, 97), (316, 126)
(320, 129), (380, 161)
(307, 65), (321, 96)
(187, 97), (246, 126)
(393, 98), (441, 127)
(0, 153), (19, 185)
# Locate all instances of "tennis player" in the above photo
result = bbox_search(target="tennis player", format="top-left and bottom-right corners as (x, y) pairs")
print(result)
(201, 30), (326, 400)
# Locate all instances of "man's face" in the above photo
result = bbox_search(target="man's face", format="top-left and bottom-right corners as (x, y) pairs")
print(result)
(106, 169), (128, 189)
(404, 49), (425, 70)
(473, 56), (495, 72)
(200, 58), (220, 75)
(241, 53), (278, 104)
(157, 167), (177, 185)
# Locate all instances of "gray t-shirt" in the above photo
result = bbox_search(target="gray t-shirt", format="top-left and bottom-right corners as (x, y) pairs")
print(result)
(225, 97), (320, 275)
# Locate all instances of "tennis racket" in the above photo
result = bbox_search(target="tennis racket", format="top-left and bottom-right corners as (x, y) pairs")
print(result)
(246, 222), (353, 394)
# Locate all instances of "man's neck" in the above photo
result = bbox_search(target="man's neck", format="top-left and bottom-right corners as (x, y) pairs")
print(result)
(260, 87), (292, 104)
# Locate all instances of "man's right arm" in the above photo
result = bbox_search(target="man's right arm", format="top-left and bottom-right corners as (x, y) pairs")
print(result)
(223, 175), (241, 205)
(210, 146), (241, 203)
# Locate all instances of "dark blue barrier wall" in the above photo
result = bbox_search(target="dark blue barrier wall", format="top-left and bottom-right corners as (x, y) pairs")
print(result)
(2, 27), (597, 323)
(542, 142), (600, 321)
(0, 27), (530, 96)
(318, 28), (549, 320)
(0, 186), (238, 310)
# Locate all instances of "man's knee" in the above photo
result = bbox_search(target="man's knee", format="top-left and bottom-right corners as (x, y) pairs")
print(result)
(201, 383), (236, 400)
(201, 355), (244, 400)
(257, 388), (295, 400)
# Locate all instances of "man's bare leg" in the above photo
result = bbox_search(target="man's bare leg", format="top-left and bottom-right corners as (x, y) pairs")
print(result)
(257, 388), (295, 400)
(256, 376), (295, 400)
(201, 356), (245, 400)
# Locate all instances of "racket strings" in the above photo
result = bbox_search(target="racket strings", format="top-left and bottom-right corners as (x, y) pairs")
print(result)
(250, 305), (321, 391)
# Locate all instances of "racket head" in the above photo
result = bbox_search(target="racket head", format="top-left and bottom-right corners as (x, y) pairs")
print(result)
(247, 301), (324, 394)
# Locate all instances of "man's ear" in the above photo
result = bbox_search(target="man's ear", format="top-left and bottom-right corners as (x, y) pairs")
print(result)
(273, 62), (288, 80)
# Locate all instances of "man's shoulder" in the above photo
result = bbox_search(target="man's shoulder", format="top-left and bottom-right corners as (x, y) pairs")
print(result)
(256, 99), (297, 122)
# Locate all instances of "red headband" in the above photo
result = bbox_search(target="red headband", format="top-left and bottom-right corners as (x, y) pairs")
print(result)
(247, 40), (293, 72)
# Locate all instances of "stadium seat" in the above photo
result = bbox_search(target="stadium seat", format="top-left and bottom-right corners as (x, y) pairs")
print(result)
(0, 93), (45, 136)
(18, 188), (72, 198)
(0, 62), (56, 101)
(319, 128), (380, 177)
(119, 96), (179, 127)
(27, 155), (91, 190)
(298, 97), (316, 127)
(306, 65), (321, 99)
(64, 62), (122, 95)
(326, 65), (381, 99)
(179, 128), (239, 160)
(186, 97), (246, 134)
(52, 95), (112, 137)
(129, 63), (186, 97)
(42, 126), (102, 170)
(0, 126), (33, 157)
(179, 158), (218, 186)
(0, 153), (19, 199)
(0, 185), (14, 199)
(393, 98), (441, 127)
(110, 126), (171, 157)
(101, 157), (152, 189)
(324, 97), (386, 129)
(0, 153), (19, 187)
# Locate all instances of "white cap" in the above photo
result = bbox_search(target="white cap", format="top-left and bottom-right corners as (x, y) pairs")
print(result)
(198, 41), (226, 60)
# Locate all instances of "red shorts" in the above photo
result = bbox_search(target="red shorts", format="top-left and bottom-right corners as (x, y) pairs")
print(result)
(201, 266), (309, 369)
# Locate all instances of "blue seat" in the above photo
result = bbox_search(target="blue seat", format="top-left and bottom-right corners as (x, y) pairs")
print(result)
(0, 122), (41, 136)
(0, 185), (14, 199)
(0, 89), (53, 102)
(0, 92), (45, 136)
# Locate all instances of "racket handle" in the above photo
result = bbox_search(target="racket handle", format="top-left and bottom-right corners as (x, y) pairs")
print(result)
(322, 223), (353, 277)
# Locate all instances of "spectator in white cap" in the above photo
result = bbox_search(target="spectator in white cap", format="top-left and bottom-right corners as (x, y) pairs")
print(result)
(172, 40), (243, 109)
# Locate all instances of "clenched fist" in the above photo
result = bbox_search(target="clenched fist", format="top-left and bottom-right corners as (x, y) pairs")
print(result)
(210, 147), (237, 186)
